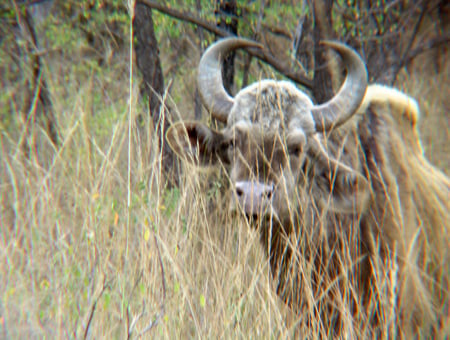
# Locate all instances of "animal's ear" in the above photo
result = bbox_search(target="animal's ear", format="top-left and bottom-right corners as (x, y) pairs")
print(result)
(308, 136), (370, 214)
(166, 122), (230, 165)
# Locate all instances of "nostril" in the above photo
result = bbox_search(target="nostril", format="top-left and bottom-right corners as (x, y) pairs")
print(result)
(265, 185), (274, 199)
(236, 187), (244, 197)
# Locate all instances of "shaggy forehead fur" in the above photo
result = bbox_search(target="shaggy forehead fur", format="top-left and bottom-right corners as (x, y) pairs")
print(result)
(228, 128), (292, 172)
(227, 80), (317, 137)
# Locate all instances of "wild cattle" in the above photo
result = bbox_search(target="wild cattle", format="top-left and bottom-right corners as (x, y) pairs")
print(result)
(166, 38), (449, 338)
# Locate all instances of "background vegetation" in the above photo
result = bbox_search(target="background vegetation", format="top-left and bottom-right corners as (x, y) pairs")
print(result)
(0, 0), (448, 338)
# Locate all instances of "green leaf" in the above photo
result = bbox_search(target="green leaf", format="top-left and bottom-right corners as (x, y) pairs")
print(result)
(199, 294), (206, 308)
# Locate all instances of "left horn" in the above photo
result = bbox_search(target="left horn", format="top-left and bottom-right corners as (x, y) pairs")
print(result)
(311, 41), (368, 132)
(197, 37), (262, 123)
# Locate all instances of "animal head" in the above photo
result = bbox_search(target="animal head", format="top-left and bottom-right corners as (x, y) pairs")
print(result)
(167, 38), (369, 222)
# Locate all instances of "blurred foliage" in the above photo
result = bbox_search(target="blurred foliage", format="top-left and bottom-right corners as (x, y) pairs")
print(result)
(153, 0), (215, 41)
(152, 1), (310, 45)
(0, 0), (131, 134)
(42, 0), (128, 59)
(0, 1), (129, 53)
(0, 0), (444, 132)
(333, 0), (404, 39)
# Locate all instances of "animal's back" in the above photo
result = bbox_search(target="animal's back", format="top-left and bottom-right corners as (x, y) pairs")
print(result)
(357, 85), (449, 337)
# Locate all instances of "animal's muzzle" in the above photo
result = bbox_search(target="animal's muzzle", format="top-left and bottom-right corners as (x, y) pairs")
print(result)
(234, 181), (274, 217)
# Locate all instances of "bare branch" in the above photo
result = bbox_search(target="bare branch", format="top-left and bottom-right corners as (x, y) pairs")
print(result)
(392, 1), (429, 84)
(11, 0), (59, 149)
(404, 34), (450, 65)
(194, 0), (205, 119)
(255, 0), (266, 40)
(136, 233), (166, 338)
(261, 23), (292, 39)
(127, 233), (167, 339)
(126, 271), (144, 338)
(82, 277), (110, 340)
(137, 0), (313, 88)
(292, 19), (304, 59)
(127, 300), (146, 338)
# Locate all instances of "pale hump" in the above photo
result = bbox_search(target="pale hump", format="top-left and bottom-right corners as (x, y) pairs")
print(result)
(359, 84), (421, 125)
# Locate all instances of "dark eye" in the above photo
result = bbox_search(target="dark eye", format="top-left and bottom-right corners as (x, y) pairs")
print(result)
(220, 139), (234, 151)
(288, 144), (302, 156)
(228, 139), (235, 151)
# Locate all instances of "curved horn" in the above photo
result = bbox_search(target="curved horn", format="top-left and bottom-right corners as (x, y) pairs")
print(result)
(311, 41), (368, 132)
(197, 37), (263, 123)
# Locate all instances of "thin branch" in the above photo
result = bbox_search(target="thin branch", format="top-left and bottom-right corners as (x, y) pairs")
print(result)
(126, 271), (144, 338)
(194, 0), (204, 119)
(127, 233), (167, 339)
(392, 1), (428, 84)
(368, 0), (383, 35)
(292, 16), (305, 61)
(11, 0), (59, 147)
(261, 22), (292, 39)
(404, 34), (450, 65)
(136, 233), (166, 338)
(255, 0), (266, 40)
(83, 278), (109, 340)
(137, 0), (313, 88)
(127, 300), (145, 338)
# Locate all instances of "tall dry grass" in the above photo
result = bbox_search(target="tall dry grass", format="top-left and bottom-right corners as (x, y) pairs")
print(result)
(1, 27), (448, 339)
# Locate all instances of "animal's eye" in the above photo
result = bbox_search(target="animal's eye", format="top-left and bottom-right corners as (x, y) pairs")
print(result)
(288, 144), (303, 156)
(220, 139), (235, 152)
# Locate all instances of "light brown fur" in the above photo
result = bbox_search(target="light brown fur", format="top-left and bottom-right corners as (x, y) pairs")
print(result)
(167, 84), (449, 338)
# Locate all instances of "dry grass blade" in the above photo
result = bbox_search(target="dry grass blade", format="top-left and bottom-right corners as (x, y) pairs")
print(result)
(127, 233), (166, 339)
(0, 4), (448, 338)
(81, 278), (110, 340)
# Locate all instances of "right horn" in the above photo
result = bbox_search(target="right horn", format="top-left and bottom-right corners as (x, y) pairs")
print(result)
(197, 37), (263, 123)
(311, 41), (368, 132)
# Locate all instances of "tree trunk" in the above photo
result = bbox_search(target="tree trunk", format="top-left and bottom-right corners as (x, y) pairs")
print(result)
(312, 0), (335, 104)
(215, 0), (238, 95)
(17, 6), (58, 155)
(194, 0), (205, 120)
(133, 3), (178, 187)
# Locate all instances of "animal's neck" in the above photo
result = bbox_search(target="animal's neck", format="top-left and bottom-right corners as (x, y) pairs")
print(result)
(259, 217), (293, 272)
(258, 208), (371, 306)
